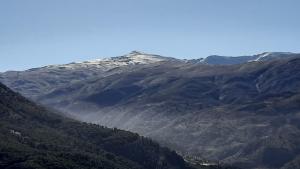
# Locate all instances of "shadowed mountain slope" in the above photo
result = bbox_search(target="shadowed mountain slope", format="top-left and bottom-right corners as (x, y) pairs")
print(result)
(0, 82), (213, 169)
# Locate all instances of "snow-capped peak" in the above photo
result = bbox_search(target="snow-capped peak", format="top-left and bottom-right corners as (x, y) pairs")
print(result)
(117, 51), (169, 64)
(45, 51), (170, 70)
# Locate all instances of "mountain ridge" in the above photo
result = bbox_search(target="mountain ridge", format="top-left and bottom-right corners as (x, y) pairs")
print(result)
(1, 51), (299, 74)
(200, 52), (299, 65)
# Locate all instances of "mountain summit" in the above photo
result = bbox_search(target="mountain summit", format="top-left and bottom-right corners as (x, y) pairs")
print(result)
(43, 51), (173, 70)
(109, 50), (173, 64)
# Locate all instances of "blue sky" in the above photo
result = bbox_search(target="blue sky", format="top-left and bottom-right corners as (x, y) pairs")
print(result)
(1, 0), (300, 71)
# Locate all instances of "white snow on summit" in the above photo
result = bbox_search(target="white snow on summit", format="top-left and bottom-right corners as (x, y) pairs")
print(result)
(45, 51), (170, 70)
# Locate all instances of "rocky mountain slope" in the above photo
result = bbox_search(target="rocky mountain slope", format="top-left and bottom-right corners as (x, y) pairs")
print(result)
(1, 51), (300, 169)
(0, 82), (212, 169)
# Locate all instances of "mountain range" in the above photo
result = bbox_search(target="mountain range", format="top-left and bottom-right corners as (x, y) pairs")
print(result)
(1, 51), (300, 169)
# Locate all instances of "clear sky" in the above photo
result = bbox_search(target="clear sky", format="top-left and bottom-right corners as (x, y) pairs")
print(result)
(1, 0), (300, 71)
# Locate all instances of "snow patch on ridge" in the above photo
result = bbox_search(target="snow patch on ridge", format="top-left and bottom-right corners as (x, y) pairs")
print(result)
(251, 52), (294, 61)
